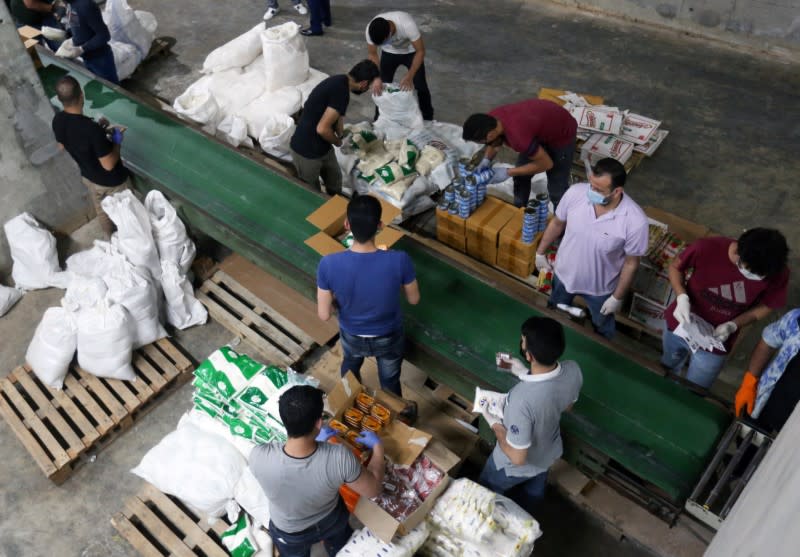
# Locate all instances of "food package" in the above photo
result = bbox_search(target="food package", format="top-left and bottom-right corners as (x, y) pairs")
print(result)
(415, 145), (446, 176)
(371, 455), (445, 521)
(569, 106), (625, 135)
(374, 162), (418, 187)
(619, 113), (660, 145)
(338, 522), (429, 556)
(396, 140), (419, 168)
(472, 387), (507, 419)
(221, 513), (258, 557)
(633, 129), (669, 156)
(580, 133), (634, 165)
(193, 346), (266, 401)
(356, 147), (394, 181)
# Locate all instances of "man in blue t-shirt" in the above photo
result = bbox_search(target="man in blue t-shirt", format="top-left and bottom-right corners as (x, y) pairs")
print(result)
(317, 195), (420, 402)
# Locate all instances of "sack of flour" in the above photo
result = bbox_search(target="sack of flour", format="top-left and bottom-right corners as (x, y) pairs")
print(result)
(102, 190), (161, 280)
(4, 213), (63, 290)
(26, 307), (77, 389)
(144, 190), (196, 274)
(76, 300), (135, 380)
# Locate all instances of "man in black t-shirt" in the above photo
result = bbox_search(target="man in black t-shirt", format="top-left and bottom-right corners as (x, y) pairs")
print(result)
(290, 59), (379, 194)
(52, 76), (130, 238)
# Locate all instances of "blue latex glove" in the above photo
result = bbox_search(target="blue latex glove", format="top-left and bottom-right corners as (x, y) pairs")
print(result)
(356, 430), (382, 449)
(110, 127), (124, 145)
(476, 157), (492, 171)
(315, 424), (337, 442)
(490, 166), (509, 183)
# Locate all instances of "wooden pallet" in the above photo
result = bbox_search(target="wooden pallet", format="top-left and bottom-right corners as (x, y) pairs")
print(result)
(197, 270), (315, 367)
(0, 339), (192, 484)
(112, 483), (231, 557)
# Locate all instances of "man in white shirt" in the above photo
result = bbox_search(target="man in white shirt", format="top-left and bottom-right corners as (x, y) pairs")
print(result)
(366, 11), (433, 121)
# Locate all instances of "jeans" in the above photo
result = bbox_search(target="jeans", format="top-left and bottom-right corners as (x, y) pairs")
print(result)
(376, 51), (434, 121)
(513, 139), (576, 208)
(479, 453), (548, 513)
(340, 329), (405, 396)
(269, 498), (352, 557)
(306, 0), (332, 33)
(83, 46), (120, 85)
(548, 274), (616, 339)
(660, 328), (727, 389)
(291, 148), (342, 194)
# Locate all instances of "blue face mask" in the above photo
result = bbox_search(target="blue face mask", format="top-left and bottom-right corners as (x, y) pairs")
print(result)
(587, 189), (611, 206)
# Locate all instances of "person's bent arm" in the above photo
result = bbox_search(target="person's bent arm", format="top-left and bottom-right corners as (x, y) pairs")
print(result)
(346, 444), (385, 498)
(747, 339), (777, 379)
(402, 280), (420, 305)
(613, 256), (640, 299)
(733, 304), (772, 330)
(316, 107), (342, 146)
(366, 43), (380, 66)
(536, 216), (566, 255)
(509, 147), (553, 177)
(399, 39), (425, 90)
(98, 143), (121, 171)
(317, 287), (334, 321)
(75, 4), (112, 53)
(491, 423), (527, 466)
(667, 257), (687, 296)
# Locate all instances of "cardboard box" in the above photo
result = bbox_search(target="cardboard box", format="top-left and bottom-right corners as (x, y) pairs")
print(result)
(537, 87), (605, 107)
(466, 197), (516, 265)
(305, 195), (404, 256)
(581, 133), (635, 165)
(643, 206), (710, 243)
(435, 207), (466, 252)
(18, 26), (42, 41)
(628, 293), (667, 331)
(497, 251), (535, 278)
(354, 439), (459, 543)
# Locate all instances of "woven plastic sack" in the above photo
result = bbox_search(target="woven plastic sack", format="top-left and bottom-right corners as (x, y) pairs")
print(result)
(260, 22), (309, 92)
(257, 114), (295, 157)
(0, 284), (22, 317)
(4, 213), (63, 290)
(209, 67), (265, 117)
(173, 76), (219, 128)
(102, 190), (161, 280)
(62, 276), (108, 312)
(144, 190), (196, 274)
(221, 513), (258, 557)
(76, 300), (135, 380)
(160, 260), (207, 330)
(373, 84), (424, 140)
(105, 265), (166, 349)
(26, 307), (77, 389)
(238, 87), (302, 138)
(103, 0), (154, 58)
(217, 115), (254, 148)
(203, 23), (265, 74)
(233, 468), (271, 528)
(296, 67), (328, 103)
(110, 40), (141, 81)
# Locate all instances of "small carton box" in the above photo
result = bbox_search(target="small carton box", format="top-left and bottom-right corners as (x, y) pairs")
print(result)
(305, 195), (404, 256)
(537, 87), (605, 107)
(498, 207), (540, 258)
(435, 207), (466, 252)
(354, 438), (460, 543)
(466, 197), (517, 265)
(18, 26), (43, 41)
(497, 251), (535, 278)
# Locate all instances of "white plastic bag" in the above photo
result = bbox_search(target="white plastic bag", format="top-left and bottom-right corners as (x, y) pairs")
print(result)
(261, 22), (309, 92)
(62, 276), (108, 312)
(173, 76), (219, 128)
(103, 0), (154, 58)
(144, 190), (196, 274)
(131, 421), (246, 517)
(105, 266), (166, 348)
(0, 285), (23, 317)
(373, 84), (424, 140)
(76, 300), (135, 380)
(234, 468), (271, 528)
(258, 114), (295, 158)
(296, 67), (328, 102)
(202, 23), (265, 74)
(102, 190), (161, 280)
(209, 67), (265, 117)
(26, 307), (77, 389)
(160, 260), (207, 330)
(65, 240), (129, 279)
(217, 115), (254, 148)
(109, 40), (142, 81)
(238, 88), (302, 138)
(3, 213), (63, 290)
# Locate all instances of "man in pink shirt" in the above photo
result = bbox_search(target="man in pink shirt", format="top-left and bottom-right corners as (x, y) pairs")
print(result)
(462, 99), (577, 207)
(535, 158), (648, 339)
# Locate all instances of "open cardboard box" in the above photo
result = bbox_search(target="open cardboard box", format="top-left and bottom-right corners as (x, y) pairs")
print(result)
(305, 195), (405, 256)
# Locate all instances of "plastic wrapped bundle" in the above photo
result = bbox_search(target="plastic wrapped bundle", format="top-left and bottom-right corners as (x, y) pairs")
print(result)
(472, 387), (507, 420)
(338, 523), (429, 556)
(221, 513), (258, 557)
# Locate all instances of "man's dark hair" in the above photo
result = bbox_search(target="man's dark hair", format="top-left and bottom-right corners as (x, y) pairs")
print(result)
(462, 114), (497, 143)
(521, 316), (565, 366)
(278, 385), (324, 438)
(347, 194), (382, 243)
(368, 17), (391, 44)
(349, 60), (380, 84)
(55, 76), (82, 107)
(737, 228), (788, 278)
(592, 158), (627, 188)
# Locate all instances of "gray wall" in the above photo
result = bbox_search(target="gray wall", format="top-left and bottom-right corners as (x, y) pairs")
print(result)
(547, 0), (800, 54)
(0, 4), (92, 279)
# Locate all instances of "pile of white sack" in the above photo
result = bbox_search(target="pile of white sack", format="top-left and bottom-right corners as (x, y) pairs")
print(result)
(10, 190), (207, 390)
(173, 21), (327, 156)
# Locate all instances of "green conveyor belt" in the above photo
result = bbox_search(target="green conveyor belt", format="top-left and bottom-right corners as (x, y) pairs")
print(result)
(38, 57), (730, 502)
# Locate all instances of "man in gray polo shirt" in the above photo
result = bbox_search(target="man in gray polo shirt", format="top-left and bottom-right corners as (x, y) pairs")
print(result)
(479, 316), (583, 511)
(250, 385), (385, 557)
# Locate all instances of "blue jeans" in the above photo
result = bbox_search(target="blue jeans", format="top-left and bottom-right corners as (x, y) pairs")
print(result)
(83, 46), (120, 85)
(548, 274), (616, 339)
(660, 328), (727, 389)
(479, 453), (548, 513)
(268, 498), (352, 557)
(340, 329), (404, 396)
(513, 139), (576, 208)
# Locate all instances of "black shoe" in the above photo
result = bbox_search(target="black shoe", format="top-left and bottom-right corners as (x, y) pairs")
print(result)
(300, 28), (323, 36)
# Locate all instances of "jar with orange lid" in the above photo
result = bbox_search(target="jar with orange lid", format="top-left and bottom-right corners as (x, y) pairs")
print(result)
(370, 403), (391, 426)
(355, 392), (375, 413)
(343, 407), (364, 429)
(327, 419), (349, 435)
(361, 414), (382, 433)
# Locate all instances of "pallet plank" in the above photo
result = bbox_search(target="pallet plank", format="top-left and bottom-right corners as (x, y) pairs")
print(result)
(142, 343), (181, 381)
(0, 387), (59, 476)
(124, 370), (156, 402)
(103, 375), (145, 413)
(62, 374), (116, 434)
(124, 497), (197, 557)
(78, 371), (130, 422)
(110, 512), (164, 557)
(133, 355), (168, 392)
(154, 338), (192, 372)
(49, 383), (100, 447)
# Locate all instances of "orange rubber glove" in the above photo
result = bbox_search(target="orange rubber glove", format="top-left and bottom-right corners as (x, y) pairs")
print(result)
(735, 372), (758, 417)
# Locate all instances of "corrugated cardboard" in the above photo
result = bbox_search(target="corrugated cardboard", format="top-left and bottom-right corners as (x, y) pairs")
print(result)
(644, 206), (710, 243)
(466, 197), (516, 265)
(435, 207), (466, 252)
(497, 251), (535, 278)
(498, 208), (540, 259)
(305, 194), (404, 255)
(538, 87), (605, 107)
(18, 26), (42, 40)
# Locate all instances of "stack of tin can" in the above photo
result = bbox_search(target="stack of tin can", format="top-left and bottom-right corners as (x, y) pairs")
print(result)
(464, 181), (477, 212)
(437, 198), (450, 212)
(522, 205), (538, 244)
(535, 193), (549, 231)
(457, 190), (471, 218)
(448, 201), (458, 215)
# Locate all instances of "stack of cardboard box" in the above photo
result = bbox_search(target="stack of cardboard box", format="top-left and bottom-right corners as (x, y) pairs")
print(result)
(465, 197), (517, 265)
(435, 206), (467, 252)
(496, 207), (542, 278)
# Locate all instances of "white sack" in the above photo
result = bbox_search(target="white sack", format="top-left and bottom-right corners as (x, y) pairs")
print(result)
(373, 84), (424, 140)
(0, 285), (23, 317)
(76, 300), (135, 380)
(4, 213), (63, 290)
(238, 88), (302, 138)
(173, 76), (219, 129)
(183, 409), (256, 459)
(62, 276), (108, 312)
(296, 68), (328, 102)
(217, 115), (254, 148)
(103, 0), (154, 58)
(144, 190), (196, 274)
(202, 23), (265, 74)
(209, 67), (265, 117)
(234, 468), (271, 528)
(160, 260), (207, 330)
(25, 307), (77, 389)
(109, 40), (142, 81)
(135, 10), (158, 36)
(65, 240), (129, 279)
(261, 22), (309, 92)
(131, 420), (246, 517)
(102, 190), (161, 280)
(40, 26), (67, 41)
(105, 266), (166, 348)
(258, 114), (295, 158)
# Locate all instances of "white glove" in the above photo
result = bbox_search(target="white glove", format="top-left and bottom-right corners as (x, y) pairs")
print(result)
(535, 253), (552, 273)
(482, 409), (501, 428)
(673, 294), (691, 325)
(600, 295), (623, 316)
(713, 321), (738, 342)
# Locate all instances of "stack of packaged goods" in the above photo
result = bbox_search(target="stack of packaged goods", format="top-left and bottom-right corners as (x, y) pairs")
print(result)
(371, 454), (446, 521)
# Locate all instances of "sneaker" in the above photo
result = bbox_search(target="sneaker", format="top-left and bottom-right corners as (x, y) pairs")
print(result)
(263, 7), (278, 20)
(293, 3), (308, 14)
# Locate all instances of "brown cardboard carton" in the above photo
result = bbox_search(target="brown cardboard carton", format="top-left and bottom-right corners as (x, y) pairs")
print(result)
(643, 206), (710, 243)
(498, 208), (540, 260)
(305, 194), (404, 255)
(18, 26), (43, 41)
(538, 87), (605, 107)
(435, 207), (466, 252)
(466, 197), (516, 265)
(497, 251), (535, 278)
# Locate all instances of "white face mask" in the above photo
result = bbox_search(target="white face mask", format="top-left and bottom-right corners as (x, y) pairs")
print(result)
(737, 261), (764, 281)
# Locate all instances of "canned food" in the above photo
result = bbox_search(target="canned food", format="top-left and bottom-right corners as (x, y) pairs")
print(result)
(344, 408), (364, 429)
(345, 430), (364, 449)
(355, 392), (375, 413)
(361, 415), (382, 433)
(328, 419), (349, 434)
(370, 403), (391, 426)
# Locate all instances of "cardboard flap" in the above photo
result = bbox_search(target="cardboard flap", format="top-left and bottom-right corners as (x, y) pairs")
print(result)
(304, 232), (345, 255)
(306, 195), (349, 235)
(327, 371), (360, 412)
(353, 497), (400, 542)
(381, 421), (431, 466)
(375, 227), (405, 250)
(18, 26), (42, 40)
(423, 438), (460, 473)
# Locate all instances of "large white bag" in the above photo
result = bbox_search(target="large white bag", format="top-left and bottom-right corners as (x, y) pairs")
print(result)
(0, 284), (22, 317)
(105, 266), (166, 348)
(160, 261), (207, 330)
(102, 190), (161, 280)
(103, 0), (154, 58)
(3, 213), (63, 290)
(202, 23), (265, 74)
(144, 191), (196, 274)
(258, 114), (295, 158)
(238, 88), (302, 138)
(26, 307), (77, 389)
(62, 276), (108, 312)
(65, 240), (129, 279)
(216, 115), (254, 148)
(261, 22), (309, 92)
(76, 300), (135, 380)
(209, 67), (265, 117)
(173, 76), (219, 129)
(110, 40), (142, 81)
(234, 468), (271, 528)
(373, 84), (425, 140)
(296, 68), (329, 103)
(131, 420), (246, 517)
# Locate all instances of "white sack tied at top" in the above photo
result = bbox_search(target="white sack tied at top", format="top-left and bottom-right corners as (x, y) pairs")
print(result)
(261, 22), (309, 93)
(144, 190), (196, 274)
(102, 190), (161, 280)
(3, 212), (68, 290)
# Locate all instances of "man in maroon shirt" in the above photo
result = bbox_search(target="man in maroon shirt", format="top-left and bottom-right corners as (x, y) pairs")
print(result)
(662, 228), (789, 390)
(462, 99), (577, 207)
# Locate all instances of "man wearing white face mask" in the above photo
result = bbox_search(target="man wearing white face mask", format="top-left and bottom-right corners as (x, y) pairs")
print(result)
(535, 158), (649, 339)
(662, 228), (789, 389)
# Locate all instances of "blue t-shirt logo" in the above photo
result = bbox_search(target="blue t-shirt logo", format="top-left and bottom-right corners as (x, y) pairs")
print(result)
(510, 425), (520, 435)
